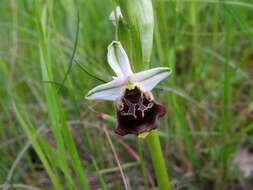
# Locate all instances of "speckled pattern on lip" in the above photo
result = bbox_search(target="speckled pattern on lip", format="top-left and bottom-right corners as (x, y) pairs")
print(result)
(115, 86), (166, 136)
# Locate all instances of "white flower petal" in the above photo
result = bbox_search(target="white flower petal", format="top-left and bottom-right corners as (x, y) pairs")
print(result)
(85, 78), (124, 101)
(129, 67), (171, 91)
(107, 41), (133, 78)
(109, 6), (123, 26)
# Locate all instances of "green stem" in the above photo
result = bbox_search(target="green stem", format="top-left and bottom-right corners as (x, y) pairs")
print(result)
(137, 140), (149, 190)
(146, 130), (171, 190)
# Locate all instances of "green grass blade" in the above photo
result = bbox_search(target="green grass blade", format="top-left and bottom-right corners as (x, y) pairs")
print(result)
(13, 102), (62, 190)
(34, 1), (90, 189)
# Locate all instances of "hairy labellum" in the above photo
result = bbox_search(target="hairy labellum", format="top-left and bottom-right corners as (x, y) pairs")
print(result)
(115, 86), (166, 136)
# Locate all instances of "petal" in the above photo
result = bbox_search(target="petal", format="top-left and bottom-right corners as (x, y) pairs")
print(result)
(129, 67), (172, 91)
(109, 6), (123, 26)
(138, 131), (150, 139)
(107, 41), (133, 78)
(85, 78), (124, 101)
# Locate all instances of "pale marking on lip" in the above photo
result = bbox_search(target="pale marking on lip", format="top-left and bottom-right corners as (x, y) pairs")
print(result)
(120, 93), (154, 119)
(137, 94), (154, 117)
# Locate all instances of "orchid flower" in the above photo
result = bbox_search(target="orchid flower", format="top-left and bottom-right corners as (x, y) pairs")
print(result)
(86, 41), (171, 137)
(109, 6), (123, 26)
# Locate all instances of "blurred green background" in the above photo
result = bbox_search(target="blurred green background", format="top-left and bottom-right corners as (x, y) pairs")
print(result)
(0, 0), (253, 189)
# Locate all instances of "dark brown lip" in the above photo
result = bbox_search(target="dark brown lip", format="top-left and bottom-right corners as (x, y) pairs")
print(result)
(114, 87), (166, 136)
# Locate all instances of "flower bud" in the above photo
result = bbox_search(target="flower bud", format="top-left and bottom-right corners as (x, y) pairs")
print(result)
(109, 6), (123, 26)
(118, 0), (154, 67)
(136, 0), (154, 65)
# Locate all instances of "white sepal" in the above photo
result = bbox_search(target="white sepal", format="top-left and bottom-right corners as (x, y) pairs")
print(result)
(130, 67), (171, 91)
(85, 78), (124, 101)
(107, 41), (133, 78)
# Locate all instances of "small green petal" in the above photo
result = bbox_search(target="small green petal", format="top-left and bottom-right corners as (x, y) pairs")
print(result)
(138, 131), (150, 139)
